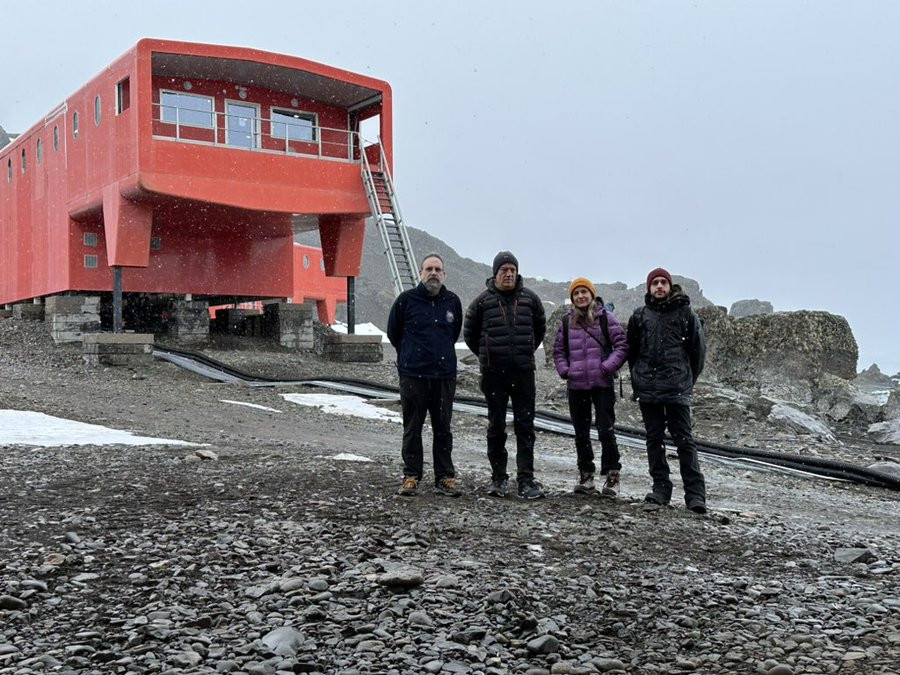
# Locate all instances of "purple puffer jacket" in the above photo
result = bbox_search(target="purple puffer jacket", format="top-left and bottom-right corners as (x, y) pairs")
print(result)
(553, 305), (628, 390)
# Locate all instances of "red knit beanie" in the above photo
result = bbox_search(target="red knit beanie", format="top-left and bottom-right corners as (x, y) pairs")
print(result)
(646, 267), (672, 290)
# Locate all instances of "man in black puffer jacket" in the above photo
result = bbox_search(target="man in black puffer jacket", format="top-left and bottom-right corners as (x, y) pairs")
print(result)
(464, 251), (547, 499)
(627, 267), (708, 514)
(388, 253), (463, 498)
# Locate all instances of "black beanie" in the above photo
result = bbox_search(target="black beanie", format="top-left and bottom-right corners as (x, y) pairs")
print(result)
(492, 251), (519, 276)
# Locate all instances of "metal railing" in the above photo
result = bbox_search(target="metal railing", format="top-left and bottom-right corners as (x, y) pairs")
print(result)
(152, 103), (371, 162)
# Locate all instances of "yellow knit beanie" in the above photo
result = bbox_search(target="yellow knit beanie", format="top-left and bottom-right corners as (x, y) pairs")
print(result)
(568, 277), (596, 302)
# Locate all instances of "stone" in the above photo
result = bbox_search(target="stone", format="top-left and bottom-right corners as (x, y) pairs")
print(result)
(526, 635), (559, 654)
(260, 626), (306, 656)
(867, 419), (900, 445)
(0, 595), (26, 610)
(834, 547), (876, 564)
(729, 299), (773, 319)
(376, 567), (424, 588)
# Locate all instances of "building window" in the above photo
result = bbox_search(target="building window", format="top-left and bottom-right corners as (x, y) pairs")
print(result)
(116, 77), (130, 114)
(73, 112), (79, 139)
(84, 254), (98, 269)
(271, 108), (316, 142)
(94, 95), (102, 126)
(53, 125), (59, 151)
(21, 148), (26, 173)
(150, 236), (162, 251)
(303, 255), (310, 269)
(6, 158), (11, 183)
(36, 139), (43, 164)
(84, 233), (98, 247)
(160, 90), (214, 128)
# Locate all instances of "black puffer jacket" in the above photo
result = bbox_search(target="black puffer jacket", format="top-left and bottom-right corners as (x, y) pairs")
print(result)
(464, 276), (546, 372)
(626, 285), (705, 404)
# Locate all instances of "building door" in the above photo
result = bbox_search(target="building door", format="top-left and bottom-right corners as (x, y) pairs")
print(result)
(225, 102), (259, 149)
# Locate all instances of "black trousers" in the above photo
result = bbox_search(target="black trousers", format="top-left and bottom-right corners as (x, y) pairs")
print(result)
(567, 387), (621, 476)
(480, 369), (536, 481)
(639, 401), (706, 504)
(400, 376), (456, 485)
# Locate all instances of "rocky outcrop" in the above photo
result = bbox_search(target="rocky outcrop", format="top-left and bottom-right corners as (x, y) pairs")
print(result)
(729, 299), (773, 319)
(854, 363), (896, 389)
(0, 124), (10, 149)
(699, 307), (858, 394)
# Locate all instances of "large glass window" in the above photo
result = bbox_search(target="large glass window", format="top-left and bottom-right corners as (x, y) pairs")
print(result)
(160, 91), (214, 128)
(271, 109), (316, 142)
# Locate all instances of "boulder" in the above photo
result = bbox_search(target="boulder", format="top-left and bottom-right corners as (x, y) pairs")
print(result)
(811, 373), (884, 425)
(729, 299), (773, 319)
(867, 419), (900, 445)
(698, 307), (858, 399)
(884, 391), (900, 421)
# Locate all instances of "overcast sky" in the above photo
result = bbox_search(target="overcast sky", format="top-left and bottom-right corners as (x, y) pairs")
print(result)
(2, 1), (896, 373)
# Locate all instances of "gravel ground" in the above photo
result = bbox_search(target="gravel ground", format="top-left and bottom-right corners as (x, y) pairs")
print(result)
(1, 319), (899, 675)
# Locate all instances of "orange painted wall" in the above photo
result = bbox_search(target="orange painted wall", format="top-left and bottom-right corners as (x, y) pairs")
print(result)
(0, 39), (393, 306)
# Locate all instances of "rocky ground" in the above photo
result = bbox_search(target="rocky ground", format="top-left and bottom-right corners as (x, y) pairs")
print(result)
(1, 319), (899, 675)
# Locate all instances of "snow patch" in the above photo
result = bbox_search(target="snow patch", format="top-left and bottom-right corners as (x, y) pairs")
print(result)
(330, 322), (390, 344)
(325, 453), (374, 463)
(220, 400), (283, 413)
(281, 393), (401, 423)
(0, 410), (200, 447)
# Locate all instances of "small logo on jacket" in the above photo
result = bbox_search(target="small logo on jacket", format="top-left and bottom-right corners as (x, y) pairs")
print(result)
(446, 311), (455, 323)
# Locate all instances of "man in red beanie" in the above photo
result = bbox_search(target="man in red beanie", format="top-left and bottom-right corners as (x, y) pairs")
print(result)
(626, 268), (708, 513)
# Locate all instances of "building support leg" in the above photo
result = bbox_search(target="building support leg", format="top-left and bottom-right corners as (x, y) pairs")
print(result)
(347, 276), (356, 334)
(113, 266), (123, 334)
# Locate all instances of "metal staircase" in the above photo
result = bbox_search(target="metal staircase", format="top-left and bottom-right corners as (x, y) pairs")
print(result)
(361, 141), (417, 296)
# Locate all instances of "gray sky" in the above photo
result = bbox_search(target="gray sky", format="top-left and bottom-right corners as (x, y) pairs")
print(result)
(2, 1), (896, 373)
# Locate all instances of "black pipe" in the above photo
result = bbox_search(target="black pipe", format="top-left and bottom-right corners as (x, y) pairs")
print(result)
(150, 346), (900, 491)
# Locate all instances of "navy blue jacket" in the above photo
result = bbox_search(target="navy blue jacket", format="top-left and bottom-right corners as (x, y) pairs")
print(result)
(387, 283), (463, 379)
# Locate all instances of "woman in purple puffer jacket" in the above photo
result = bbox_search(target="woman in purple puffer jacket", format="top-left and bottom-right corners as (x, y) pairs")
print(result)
(553, 277), (629, 496)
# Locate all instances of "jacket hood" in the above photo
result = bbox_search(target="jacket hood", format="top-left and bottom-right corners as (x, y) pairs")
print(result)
(644, 284), (690, 311)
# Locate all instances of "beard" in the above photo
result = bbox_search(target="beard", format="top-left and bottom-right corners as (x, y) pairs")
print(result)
(423, 278), (442, 295)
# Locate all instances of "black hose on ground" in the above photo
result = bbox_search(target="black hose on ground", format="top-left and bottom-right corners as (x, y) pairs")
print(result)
(152, 347), (900, 490)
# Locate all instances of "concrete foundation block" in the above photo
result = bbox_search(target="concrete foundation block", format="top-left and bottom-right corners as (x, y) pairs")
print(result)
(83, 333), (154, 367)
(321, 333), (383, 362)
(12, 304), (45, 321)
(263, 303), (314, 350)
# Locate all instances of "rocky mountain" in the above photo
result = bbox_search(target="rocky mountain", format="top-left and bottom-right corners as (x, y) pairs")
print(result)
(0, 124), (10, 149)
(302, 222), (714, 329)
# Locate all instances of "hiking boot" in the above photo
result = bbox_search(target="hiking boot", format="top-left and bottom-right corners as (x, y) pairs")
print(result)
(601, 470), (620, 497)
(644, 491), (669, 506)
(398, 477), (418, 496)
(518, 478), (546, 500)
(487, 478), (509, 498)
(435, 477), (462, 498)
(573, 472), (595, 494)
(687, 499), (707, 514)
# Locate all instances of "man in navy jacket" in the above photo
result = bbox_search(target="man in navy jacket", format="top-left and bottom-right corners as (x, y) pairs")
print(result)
(387, 253), (463, 497)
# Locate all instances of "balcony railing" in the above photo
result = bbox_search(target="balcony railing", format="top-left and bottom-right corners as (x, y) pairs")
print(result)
(151, 103), (374, 164)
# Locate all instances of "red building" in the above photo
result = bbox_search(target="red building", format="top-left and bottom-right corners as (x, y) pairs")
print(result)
(0, 39), (394, 326)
